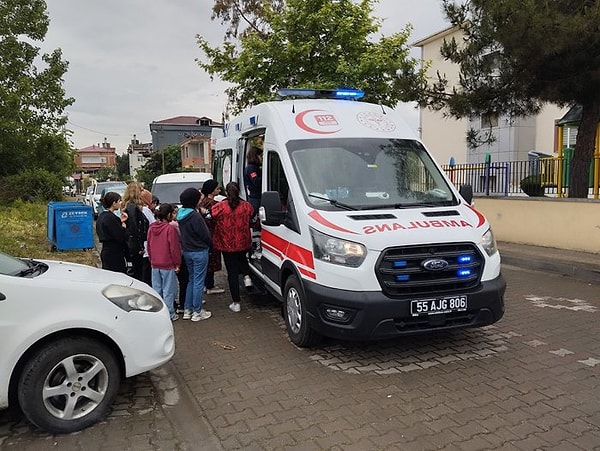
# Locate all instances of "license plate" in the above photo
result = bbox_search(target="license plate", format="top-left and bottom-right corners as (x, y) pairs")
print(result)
(410, 295), (468, 316)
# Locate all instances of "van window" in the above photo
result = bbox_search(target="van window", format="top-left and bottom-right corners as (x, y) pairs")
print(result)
(288, 138), (458, 211)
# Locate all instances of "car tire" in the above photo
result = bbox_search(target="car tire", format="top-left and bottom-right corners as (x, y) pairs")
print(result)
(17, 336), (121, 433)
(283, 275), (321, 348)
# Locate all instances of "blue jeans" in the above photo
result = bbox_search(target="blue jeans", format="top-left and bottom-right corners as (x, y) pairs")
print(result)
(183, 249), (208, 313)
(151, 268), (178, 319)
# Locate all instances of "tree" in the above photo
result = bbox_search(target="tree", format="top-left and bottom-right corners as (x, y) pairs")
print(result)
(0, 0), (74, 179)
(197, 0), (427, 115)
(136, 146), (182, 188)
(115, 154), (133, 182)
(428, 0), (600, 198)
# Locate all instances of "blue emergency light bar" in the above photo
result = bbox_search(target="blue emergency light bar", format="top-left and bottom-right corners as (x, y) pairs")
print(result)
(278, 88), (365, 100)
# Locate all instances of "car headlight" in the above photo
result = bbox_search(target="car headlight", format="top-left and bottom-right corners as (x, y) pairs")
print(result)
(102, 284), (164, 312)
(310, 228), (366, 268)
(481, 227), (498, 257)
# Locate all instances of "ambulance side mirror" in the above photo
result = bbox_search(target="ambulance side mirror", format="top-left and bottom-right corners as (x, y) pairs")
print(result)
(260, 191), (286, 226)
(459, 184), (473, 205)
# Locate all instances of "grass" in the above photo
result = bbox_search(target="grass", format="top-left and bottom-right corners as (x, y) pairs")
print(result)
(0, 200), (100, 267)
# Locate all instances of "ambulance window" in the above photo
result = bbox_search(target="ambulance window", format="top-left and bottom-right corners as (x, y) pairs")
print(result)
(266, 151), (289, 210)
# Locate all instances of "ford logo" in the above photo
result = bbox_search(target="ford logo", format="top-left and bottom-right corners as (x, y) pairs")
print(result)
(422, 258), (449, 271)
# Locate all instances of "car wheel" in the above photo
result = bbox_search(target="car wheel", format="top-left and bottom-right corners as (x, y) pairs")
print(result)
(283, 275), (321, 348)
(18, 336), (121, 433)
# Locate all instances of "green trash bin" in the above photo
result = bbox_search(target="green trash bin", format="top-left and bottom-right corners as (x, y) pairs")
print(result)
(47, 201), (94, 251)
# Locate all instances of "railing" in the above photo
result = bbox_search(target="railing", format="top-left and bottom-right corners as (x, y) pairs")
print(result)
(442, 155), (600, 198)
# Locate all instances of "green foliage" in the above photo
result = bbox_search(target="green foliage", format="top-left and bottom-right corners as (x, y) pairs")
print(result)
(520, 174), (545, 197)
(0, 168), (65, 203)
(0, 0), (75, 178)
(95, 166), (117, 182)
(429, 0), (600, 198)
(197, 0), (427, 114)
(137, 146), (182, 187)
(115, 154), (133, 182)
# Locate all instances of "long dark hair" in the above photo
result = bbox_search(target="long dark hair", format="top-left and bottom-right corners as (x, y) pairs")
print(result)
(246, 146), (262, 165)
(225, 181), (241, 210)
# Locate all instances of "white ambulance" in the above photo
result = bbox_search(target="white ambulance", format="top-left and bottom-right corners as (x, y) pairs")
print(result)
(212, 89), (506, 347)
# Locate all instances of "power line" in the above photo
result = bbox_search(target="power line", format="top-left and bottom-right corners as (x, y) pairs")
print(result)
(67, 120), (150, 137)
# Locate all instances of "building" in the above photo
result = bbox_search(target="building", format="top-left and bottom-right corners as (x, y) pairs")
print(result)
(413, 26), (567, 166)
(74, 138), (117, 174)
(127, 135), (152, 179)
(149, 116), (222, 172)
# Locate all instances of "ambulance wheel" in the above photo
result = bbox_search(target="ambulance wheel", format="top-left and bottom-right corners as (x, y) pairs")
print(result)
(283, 275), (321, 348)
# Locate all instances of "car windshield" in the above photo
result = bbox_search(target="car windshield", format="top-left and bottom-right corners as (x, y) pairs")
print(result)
(97, 182), (126, 193)
(0, 251), (29, 276)
(151, 182), (203, 205)
(288, 138), (458, 211)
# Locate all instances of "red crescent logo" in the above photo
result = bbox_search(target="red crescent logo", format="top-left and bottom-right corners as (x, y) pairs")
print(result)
(295, 109), (341, 134)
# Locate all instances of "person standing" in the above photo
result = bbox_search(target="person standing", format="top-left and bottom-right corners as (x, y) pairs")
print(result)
(177, 188), (212, 322)
(95, 191), (129, 273)
(199, 179), (224, 295)
(147, 203), (181, 321)
(244, 146), (263, 259)
(122, 182), (149, 281)
(140, 189), (157, 286)
(204, 181), (254, 313)
(244, 146), (263, 217)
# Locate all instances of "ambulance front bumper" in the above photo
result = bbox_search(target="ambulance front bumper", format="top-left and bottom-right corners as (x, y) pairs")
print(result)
(302, 274), (506, 341)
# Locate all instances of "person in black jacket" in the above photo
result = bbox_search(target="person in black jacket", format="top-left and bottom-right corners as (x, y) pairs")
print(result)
(122, 182), (149, 281)
(95, 191), (129, 273)
(176, 188), (212, 322)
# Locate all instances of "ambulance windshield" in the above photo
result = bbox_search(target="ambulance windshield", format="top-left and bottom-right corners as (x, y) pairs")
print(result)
(288, 138), (458, 211)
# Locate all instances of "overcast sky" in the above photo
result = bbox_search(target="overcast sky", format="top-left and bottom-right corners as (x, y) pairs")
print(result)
(41, 0), (448, 153)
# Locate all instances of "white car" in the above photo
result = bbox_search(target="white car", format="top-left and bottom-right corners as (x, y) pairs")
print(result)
(0, 251), (175, 433)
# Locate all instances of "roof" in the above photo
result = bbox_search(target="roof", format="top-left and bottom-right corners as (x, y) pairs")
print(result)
(557, 105), (582, 126)
(152, 116), (222, 126)
(411, 25), (459, 47)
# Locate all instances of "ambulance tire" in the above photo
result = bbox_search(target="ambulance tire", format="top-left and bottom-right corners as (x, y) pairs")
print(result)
(283, 275), (321, 348)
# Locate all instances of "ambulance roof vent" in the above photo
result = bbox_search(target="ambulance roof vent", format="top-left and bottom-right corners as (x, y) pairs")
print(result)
(277, 88), (365, 100)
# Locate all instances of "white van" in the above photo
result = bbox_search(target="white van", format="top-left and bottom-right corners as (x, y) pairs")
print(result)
(150, 172), (212, 205)
(212, 88), (506, 347)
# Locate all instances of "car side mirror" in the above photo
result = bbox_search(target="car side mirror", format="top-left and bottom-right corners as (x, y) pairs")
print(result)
(260, 191), (286, 226)
(459, 184), (473, 205)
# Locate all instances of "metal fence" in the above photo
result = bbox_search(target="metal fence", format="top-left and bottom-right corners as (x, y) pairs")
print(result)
(442, 156), (600, 198)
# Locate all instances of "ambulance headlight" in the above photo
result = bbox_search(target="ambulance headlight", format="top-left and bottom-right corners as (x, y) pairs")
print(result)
(310, 228), (366, 267)
(481, 227), (498, 257)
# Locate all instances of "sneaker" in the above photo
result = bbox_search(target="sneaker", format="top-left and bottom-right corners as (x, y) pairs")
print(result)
(182, 310), (192, 320)
(171, 314), (180, 321)
(229, 302), (241, 313)
(206, 287), (225, 294)
(250, 251), (262, 259)
(191, 309), (212, 321)
(176, 307), (184, 314)
(243, 275), (253, 287)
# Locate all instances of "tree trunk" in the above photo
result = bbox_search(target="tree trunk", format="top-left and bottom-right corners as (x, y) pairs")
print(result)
(569, 100), (600, 198)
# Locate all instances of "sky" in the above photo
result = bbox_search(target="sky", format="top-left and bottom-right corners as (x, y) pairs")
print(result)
(40, 0), (448, 154)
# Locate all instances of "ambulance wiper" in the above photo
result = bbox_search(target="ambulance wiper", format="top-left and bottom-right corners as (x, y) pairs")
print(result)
(392, 201), (455, 209)
(309, 193), (358, 211)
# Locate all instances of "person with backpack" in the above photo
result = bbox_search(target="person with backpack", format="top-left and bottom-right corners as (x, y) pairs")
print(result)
(122, 182), (150, 282)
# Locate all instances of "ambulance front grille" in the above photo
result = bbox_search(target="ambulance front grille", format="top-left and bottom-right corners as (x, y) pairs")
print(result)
(376, 243), (483, 296)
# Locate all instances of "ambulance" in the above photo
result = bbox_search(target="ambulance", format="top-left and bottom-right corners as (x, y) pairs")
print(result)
(211, 88), (506, 347)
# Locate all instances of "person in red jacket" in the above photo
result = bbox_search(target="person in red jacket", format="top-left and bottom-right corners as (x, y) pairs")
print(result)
(204, 181), (254, 313)
(147, 203), (182, 321)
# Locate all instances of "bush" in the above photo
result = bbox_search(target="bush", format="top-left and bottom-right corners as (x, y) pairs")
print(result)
(520, 174), (545, 197)
(0, 169), (65, 203)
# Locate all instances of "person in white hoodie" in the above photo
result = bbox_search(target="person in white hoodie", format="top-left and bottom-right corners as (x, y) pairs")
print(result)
(147, 203), (181, 321)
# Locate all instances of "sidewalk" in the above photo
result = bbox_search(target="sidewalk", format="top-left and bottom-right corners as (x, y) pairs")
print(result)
(498, 241), (600, 284)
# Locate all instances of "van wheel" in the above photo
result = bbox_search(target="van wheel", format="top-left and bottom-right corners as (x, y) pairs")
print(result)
(283, 275), (321, 348)
(17, 336), (121, 433)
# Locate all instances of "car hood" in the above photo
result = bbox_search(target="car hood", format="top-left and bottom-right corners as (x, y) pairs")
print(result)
(37, 259), (135, 287)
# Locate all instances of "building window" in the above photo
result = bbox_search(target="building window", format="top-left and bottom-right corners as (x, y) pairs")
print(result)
(481, 113), (499, 129)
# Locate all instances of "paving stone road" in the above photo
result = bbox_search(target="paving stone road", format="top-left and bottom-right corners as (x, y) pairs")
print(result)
(1, 262), (599, 450)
